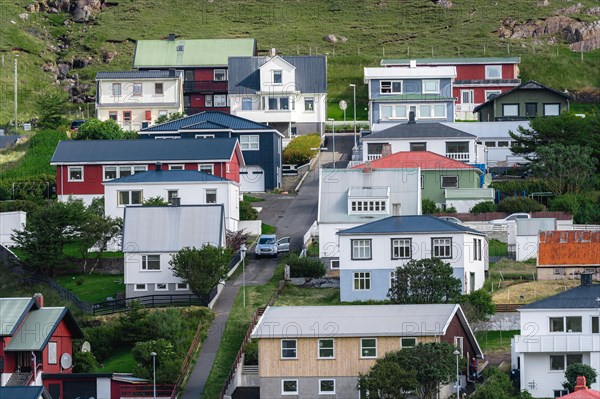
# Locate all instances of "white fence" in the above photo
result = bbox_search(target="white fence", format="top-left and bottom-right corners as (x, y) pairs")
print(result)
(572, 224), (600, 231)
(238, 220), (262, 236)
(303, 221), (318, 247)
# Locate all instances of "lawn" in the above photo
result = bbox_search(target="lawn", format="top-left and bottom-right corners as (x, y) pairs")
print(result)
(306, 241), (319, 257)
(55, 273), (125, 303)
(475, 330), (520, 353)
(242, 194), (264, 203)
(95, 348), (136, 373)
(492, 279), (580, 304)
(274, 285), (340, 306)
(488, 239), (508, 257)
(261, 223), (277, 234)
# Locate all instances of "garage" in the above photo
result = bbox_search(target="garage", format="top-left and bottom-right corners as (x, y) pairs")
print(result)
(240, 165), (265, 192)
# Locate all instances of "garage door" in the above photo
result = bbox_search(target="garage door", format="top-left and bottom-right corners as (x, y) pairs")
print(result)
(240, 165), (265, 192)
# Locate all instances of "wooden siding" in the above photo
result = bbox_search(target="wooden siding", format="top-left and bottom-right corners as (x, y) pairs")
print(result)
(538, 231), (600, 266)
(441, 314), (479, 359)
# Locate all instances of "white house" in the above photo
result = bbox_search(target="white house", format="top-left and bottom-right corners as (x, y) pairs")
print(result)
(0, 211), (26, 247)
(95, 70), (184, 131)
(318, 168), (421, 270)
(337, 215), (488, 302)
(122, 204), (226, 298)
(103, 169), (240, 232)
(511, 276), (600, 398)
(512, 218), (556, 262)
(228, 55), (327, 136)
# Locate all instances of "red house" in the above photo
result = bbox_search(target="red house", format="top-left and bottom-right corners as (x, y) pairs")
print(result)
(0, 294), (83, 387)
(133, 36), (257, 115)
(50, 138), (245, 205)
(380, 57), (521, 120)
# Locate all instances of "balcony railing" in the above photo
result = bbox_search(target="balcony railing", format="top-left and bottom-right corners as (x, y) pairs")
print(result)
(367, 153), (383, 161)
(446, 152), (471, 162)
(183, 80), (228, 93)
(513, 333), (600, 353)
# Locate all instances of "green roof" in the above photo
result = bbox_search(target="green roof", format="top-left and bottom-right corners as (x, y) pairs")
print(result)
(133, 38), (256, 68)
(0, 298), (35, 336)
(374, 94), (454, 101)
(5, 308), (67, 351)
(380, 57), (521, 66)
(445, 188), (495, 200)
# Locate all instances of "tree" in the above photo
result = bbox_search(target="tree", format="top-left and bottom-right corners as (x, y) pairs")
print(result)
(470, 367), (530, 399)
(154, 112), (186, 125)
(79, 212), (121, 273)
(470, 201), (498, 213)
(358, 351), (417, 399)
(497, 197), (545, 213)
(143, 196), (169, 206)
(422, 199), (438, 214)
(389, 258), (462, 304)
(36, 91), (69, 130)
(132, 339), (180, 384)
(75, 119), (127, 140)
(169, 245), (233, 295)
(563, 363), (598, 392)
(531, 144), (597, 194)
(459, 289), (496, 322)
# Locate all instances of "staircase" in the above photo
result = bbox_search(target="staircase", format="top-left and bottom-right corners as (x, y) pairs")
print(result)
(5, 372), (30, 386)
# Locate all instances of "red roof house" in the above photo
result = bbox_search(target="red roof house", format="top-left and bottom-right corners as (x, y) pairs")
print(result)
(558, 376), (600, 399)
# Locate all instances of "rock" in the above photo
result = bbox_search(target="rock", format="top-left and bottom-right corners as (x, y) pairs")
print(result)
(432, 0), (453, 8)
(587, 7), (600, 16)
(557, 2), (583, 14)
(48, 7), (58, 13)
(19, 13), (29, 20)
(338, 36), (348, 44)
(57, 61), (71, 79)
(26, 3), (37, 12)
(73, 0), (103, 22)
(72, 56), (90, 69)
(102, 50), (117, 63)
(323, 34), (337, 44)
(537, 0), (549, 6)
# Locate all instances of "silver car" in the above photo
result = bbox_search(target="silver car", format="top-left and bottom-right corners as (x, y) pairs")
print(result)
(255, 234), (290, 258)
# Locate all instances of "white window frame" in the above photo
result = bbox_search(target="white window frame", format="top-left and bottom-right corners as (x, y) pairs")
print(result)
(155, 283), (168, 291)
(418, 104), (446, 119)
(502, 104), (519, 117)
(474, 238), (482, 261)
(349, 200), (389, 215)
(134, 283), (147, 292)
(273, 70), (283, 84)
(108, 111), (118, 120)
(132, 83), (143, 96)
(117, 190), (143, 206)
(281, 339), (297, 359)
(213, 69), (227, 81)
(319, 379), (336, 395)
(391, 238), (412, 259)
(48, 341), (57, 364)
(380, 104), (408, 120)
(485, 65), (502, 79)
(543, 103), (560, 116)
(351, 240), (372, 260)
(281, 379), (298, 395)
(198, 164), (214, 174)
(485, 90), (502, 101)
(330, 259), (340, 269)
(432, 238), (452, 259)
(204, 94), (213, 107)
(461, 90), (475, 104)
(389, 271), (395, 289)
(360, 338), (377, 358)
(484, 141), (496, 147)
(400, 337), (417, 349)
(240, 135), (260, 151)
(141, 254), (161, 271)
(422, 80), (440, 94)
(169, 164), (184, 170)
(318, 338), (335, 359)
(242, 97), (253, 111)
(353, 272), (371, 291)
(550, 354), (565, 371)
(380, 80), (402, 94)
(68, 166), (84, 182)
(112, 83), (121, 96)
(205, 189), (217, 204)
(175, 283), (189, 291)
(213, 94), (227, 107)
(304, 97), (314, 112)
(155, 83), (164, 95)
(441, 175), (459, 189)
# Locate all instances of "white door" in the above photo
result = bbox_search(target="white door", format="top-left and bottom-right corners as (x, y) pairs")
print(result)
(240, 166), (265, 192)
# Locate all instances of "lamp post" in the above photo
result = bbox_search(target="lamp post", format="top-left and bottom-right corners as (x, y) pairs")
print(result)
(14, 55), (19, 131)
(241, 244), (247, 307)
(454, 349), (460, 399)
(327, 118), (335, 168)
(150, 351), (157, 399)
(349, 83), (357, 151)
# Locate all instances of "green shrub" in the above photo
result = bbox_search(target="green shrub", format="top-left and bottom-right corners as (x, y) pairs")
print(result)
(285, 253), (326, 278)
(445, 206), (457, 213)
(497, 197), (545, 213)
(549, 194), (580, 215)
(422, 199), (438, 214)
(489, 179), (551, 196)
(282, 133), (321, 165)
(470, 201), (498, 213)
(550, 192), (600, 223)
(132, 339), (180, 384)
(459, 289), (496, 322)
(75, 276), (84, 286)
(0, 199), (43, 213)
(85, 324), (120, 362)
(244, 339), (258, 365)
(240, 200), (258, 220)
(73, 351), (98, 373)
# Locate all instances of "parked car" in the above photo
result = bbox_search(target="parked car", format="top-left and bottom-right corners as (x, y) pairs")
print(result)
(255, 234), (290, 257)
(437, 216), (463, 225)
(490, 213), (531, 224)
(70, 119), (87, 132)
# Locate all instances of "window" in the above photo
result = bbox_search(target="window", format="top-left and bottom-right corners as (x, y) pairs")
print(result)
(441, 176), (459, 188)
(318, 339), (334, 358)
(555, 390), (569, 397)
(566, 316), (582, 332)
(485, 65), (502, 79)
(567, 354), (583, 366)
(282, 380), (298, 395)
(280, 97), (289, 110)
(419, 104), (431, 118)
(281, 339), (297, 359)
(68, 166), (83, 182)
(380, 104), (407, 120)
(593, 316), (599, 333)
(525, 103), (538, 117)
(419, 104), (446, 118)
(330, 260), (340, 269)
(104, 166), (117, 180)
(214, 94), (227, 107)
(167, 190), (178, 202)
(351, 240), (372, 260)
(390, 271), (396, 289)
(141, 254), (160, 270)
(421, 175), (424, 189)
(485, 90), (502, 100)
(319, 379), (335, 394)
(155, 83), (164, 95)
(485, 141), (496, 147)
(502, 104), (519, 117)
(176, 283), (189, 291)
(214, 69), (227, 81)
(422, 80), (440, 94)
(104, 165), (147, 181)
(112, 83), (121, 96)
(550, 317), (565, 332)
(498, 141), (510, 147)
(267, 96), (290, 110)
(350, 200), (388, 214)
(273, 70), (282, 84)
(109, 111), (118, 120)
(169, 164), (184, 170)
(155, 283), (168, 291)
(553, 268), (563, 275)
(474, 238), (482, 261)
(118, 190), (143, 206)
(543, 103), (560, 116)
(48, 342), (57, 364)
(461, 90), (474, 104)
(242, 97), (253, 111)
(410, 142), (427, 151)
(380, 81), (402, 94)
(549, 355), (563, 370)
(240, 135), (260, 151)
(132, 83), (142, 96)
(392, 238), (411, 259)
(401, 337), (416, 348)
(198, 164), (214, 174)
(432, 238), (452, 258)
(205, 189), (217, 204)
(305, 97), (314, 111)
(134, 284), (147, 291)
(353, 272), (371, 291)
(123, 111), (132, 122)
(158, 110), (167, 117)
(446, 141), (469, 154)
(205, 95), (213, 107)
(360, 338), (377, 358)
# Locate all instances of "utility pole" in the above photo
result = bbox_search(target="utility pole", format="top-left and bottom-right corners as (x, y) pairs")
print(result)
(14, 55), (19, 130)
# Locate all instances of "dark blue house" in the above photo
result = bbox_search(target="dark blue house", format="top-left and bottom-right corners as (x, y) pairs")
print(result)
(139, 111), (283, 192)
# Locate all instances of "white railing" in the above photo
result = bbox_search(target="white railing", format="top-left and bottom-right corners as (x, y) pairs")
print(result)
(463, 221), (508, 233)
(572, 224), (600, 231)
(367, 153), (383, 161)
(513, 333), (600, 353)
(445, 152), (471, 162)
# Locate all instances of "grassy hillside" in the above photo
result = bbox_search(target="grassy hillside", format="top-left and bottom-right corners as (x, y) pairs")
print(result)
(0, 0), (599, 123)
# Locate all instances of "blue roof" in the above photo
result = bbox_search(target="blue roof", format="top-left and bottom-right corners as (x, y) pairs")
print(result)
(520, 284), (600, 310)
(51, 138), (239, 164)
(105, 170), (230, 184)
(338, 215), (485, 236)
(141, 111), (275, 133)
(0, 386), (46, 399)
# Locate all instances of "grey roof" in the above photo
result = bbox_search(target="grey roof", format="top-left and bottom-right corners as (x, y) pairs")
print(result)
(473, 80), (572, 112)
(104, 170), (230, 184)
(318, 169), (420, 224)
(441, 121), (529, 140)
(338, 215), (485, 236)
(96, 70), (183, 80)
(228, 55), (327, 94)
(364, 122), (476, 140)
(141, 111), (279, 134)
(0, 298), (36, 336)
(380, 57), (521, 66)
(0, 135), (20, 149)
(122, 205), (225, 252)
(251, 304), (459, 338)
(455, 79), (521, 85)
(51, 138), (240, 164)
(0, 386), (47, 399)
(520, 284), (600, 310)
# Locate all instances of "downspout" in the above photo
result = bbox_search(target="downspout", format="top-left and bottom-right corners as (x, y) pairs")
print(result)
(32, 351), (36, 383)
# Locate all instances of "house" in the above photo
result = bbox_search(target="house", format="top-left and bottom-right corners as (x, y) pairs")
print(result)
(42, 373), (112, 399)
(511, 275), (600, 398)
(381, 57), (521, 121)
(474, 80), (572, 122)
(228, 55), (327, 136)
(133, 36), (257, 114)
(360, 121), (487, 168)
(139, 111), (283, 192)
(317, 168), (421, 269)
(353, 151), (493, 212)
(0, 211), (26, 247)
(364, 65), (457, 128)
(249, 304), (483, 399)
(51, 138), (244, 205)
(511, 218), (557, 262)
(95, 70), (184, 131)
(0, 294), (84, 387)
(103, 169), (240, 232)
(122, 204), (226, 298)
(558, 376), (600, 398)
(536, 231), (600, 281)
(337, 215), (488, 301)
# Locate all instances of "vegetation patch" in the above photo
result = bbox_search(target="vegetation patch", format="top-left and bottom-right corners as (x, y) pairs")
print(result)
(55, 273), (125, 304)
(492, 279), (579, 304)
(282, 133), (321, 165)
(475, 330), (520, 353)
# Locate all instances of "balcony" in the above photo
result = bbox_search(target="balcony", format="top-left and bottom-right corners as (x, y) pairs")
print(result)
(446, 152), (471, 162)
(234, 109), (294, 123)
(183, 80), (228, 93)
(513, 334), (600, 353)
(367, 153), (383, 161)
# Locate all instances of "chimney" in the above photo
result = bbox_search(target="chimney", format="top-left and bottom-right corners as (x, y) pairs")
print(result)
(382, 143), (392, 158)
(33, 293), (44, 308)
(171, 197), (181, 207)
(168, 33), (175, 41)
(363, 161), (372, 174)
(574, 375), (587, 391)
(408, 111), (416, 124)
(409, 59), (417, 68)
(581, 272), (593, 286)
(270, 48), (277, 57)
(155, 162), (162, 171)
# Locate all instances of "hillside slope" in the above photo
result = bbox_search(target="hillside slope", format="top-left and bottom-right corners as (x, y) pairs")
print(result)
(0, 0), (599, 123)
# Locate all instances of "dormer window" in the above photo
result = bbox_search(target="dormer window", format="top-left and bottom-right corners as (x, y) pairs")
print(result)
(422, 80), (440, 94)
(380, 81), (402, 94)
(347, 186), (390, 215)
(273, 70), (283, 84)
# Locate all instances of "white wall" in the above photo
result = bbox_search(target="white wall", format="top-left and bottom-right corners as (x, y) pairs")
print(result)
(97, 78), (182, 107)
(97, 377), (111, 399)
(259, 57), (296, 91)
(362, 138), (478, 163)
(123, 252), (183, 286)
(57, 194), (100, 207)
(516, 235), (538, 261)
(0, 211), (26, 247)
(318, 222), (362, 258)
(230, 93), (327, 126)
(238, 220), (261, 235)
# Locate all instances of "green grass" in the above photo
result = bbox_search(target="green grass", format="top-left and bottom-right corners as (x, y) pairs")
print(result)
(274, 285), (340, 306)
(95, 348), (136, 373)
(475, 330), (520, 353)
(62, 241), (124, 259)
(488, 239), (508, 257)
(306, 241), (319, 257)
(55, 273), (125, 303)
(261, 223), (276, 234)
(242, 194), (264, 203)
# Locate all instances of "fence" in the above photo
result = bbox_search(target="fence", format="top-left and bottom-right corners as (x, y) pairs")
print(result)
(120, 384), (175, 398)
(171, 320), (205, 398)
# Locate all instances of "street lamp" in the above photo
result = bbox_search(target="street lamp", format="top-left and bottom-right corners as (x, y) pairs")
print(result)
(14, 55), (19, 131)
(311, 147), (328, 171)
(327, 118), (335, 168)
(454, 349), (460, 399)
(240, 244), (247, 307)
(349, 83), (357, 151)
(150, 351), (157, 399)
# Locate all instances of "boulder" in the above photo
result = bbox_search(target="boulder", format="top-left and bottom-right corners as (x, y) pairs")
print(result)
(338, 36), (348, 44)
(323, 34), (337, 44)
(537, 0), (549, 7)
(102, 50), (117, 63)
(72, 56), (90, 69)
(433, 0), (453, 8)
(26, 4), (38, 12)
(57, 61), (71, 79)
(587, 7), (600, 16)
(19, 13), (29, 20)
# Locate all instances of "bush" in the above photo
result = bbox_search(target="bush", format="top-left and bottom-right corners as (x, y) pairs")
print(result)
(85, 324), (120, 362)
(550, 192), (600, 224)
(244, 339), (258, 365)
(489, 179), (551, 196)
(285, 253), (326, 278)
(470, 201), (498, 213)
(132, 339), (179, 384)
(0, 199), (43, 213)
(75, 119), (126, 140)
(73, 351), (98, 373)
(460, 289), (496, 322)
(422, 199), (438, 214)
(240, 200), (258, 220)
(497, 197), (545, 213)
(282, 133), (321, 165)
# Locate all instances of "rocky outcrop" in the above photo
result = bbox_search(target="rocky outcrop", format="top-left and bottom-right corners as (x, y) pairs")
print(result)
(39, 59), (94, 103)
(323, 34), (348, 44)
(432, 0), (453, 8)
(25, 0), (104, 22)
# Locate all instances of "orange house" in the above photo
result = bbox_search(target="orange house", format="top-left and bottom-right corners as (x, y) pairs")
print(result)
(537, 230), (600, 280)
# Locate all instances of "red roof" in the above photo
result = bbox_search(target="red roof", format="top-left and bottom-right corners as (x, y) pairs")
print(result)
(558, 390), (600, 399)
(353, 151), (480, 172)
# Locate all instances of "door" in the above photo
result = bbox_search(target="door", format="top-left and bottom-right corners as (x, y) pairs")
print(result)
(277, 237), (290, 253)
(240, 166), (265, 192)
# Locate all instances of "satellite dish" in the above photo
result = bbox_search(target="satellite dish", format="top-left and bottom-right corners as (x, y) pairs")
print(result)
(60, 353), (72, 369)
(81, 341), (91, 353)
